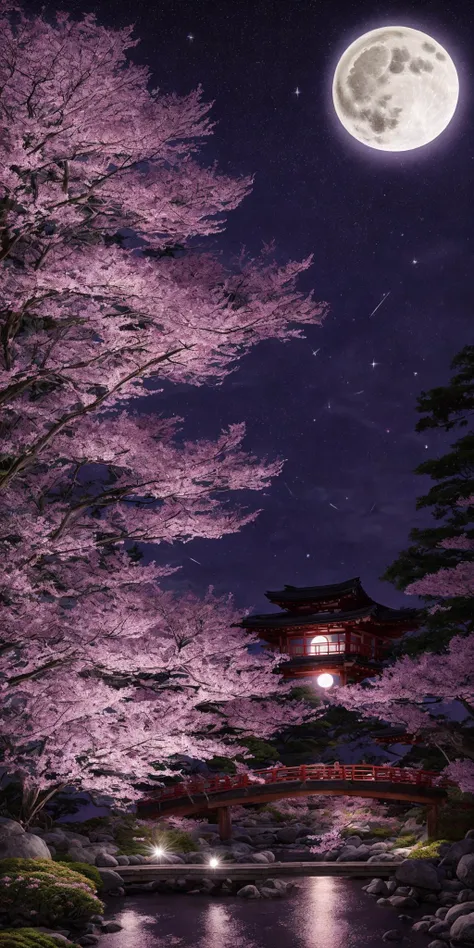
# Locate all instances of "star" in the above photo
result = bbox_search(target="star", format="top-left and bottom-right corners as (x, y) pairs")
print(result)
(412, 258), (418, 265)
(187, 32), (194, 41)
(294, 86), (301, 97)
(312, 348), (320, 356)
(371, 360), (379, 369)
(414, 371), (418, 376)
(306, 553), (310, 558)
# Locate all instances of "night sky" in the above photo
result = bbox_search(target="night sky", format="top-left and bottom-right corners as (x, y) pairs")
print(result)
(44, 0), (473, 615)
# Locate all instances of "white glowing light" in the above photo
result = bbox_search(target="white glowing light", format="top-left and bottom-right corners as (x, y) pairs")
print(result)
(153, 846), (164, 857)
(332, 26), (459, 151)
(317, 673), (334, 689)
(209, 857), (219, 868)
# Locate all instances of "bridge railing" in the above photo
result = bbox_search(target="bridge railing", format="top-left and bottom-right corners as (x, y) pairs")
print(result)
(141, 763), (447, 805)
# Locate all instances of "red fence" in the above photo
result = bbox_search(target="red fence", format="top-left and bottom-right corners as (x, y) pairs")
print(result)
(142, 763), (446, 806)
(286, 640), (381, 660)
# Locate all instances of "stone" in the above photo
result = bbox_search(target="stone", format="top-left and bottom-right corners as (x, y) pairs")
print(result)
(95, 853), (119, 867)
(97, 868), (124, 892)
(62, 831), (91, 845)
(0, 826), (51, 860)
(260, 850), (275, 863)
(370, 842), (390, 853)
(440, 839), (474, 866)
(395, 860), (441, 891)
(428, 942), (448, 948)
(0, 818), (24, 836)
(101, 922), (123, 933)
(377, 898), (393, 906)
(458, 889), (474, 902)
(68, 847), (96, 865)
(443, 880), (464, 891)
(115, 856), (130, 866)
(260, 886), (283, 899)
(275, 826), (301, 844)
(388, 896), (419, 909)
(344, 836), (362, 847)
(466, 831), (474, 839)
(394, 887), (411, 896)
(458, 855), (474, 888)
(236, 884), (261, 899)
(366, 880), (389, 897)
(450, 911), (474, 944)
(338, 844), (371, 862)
(412, 921), (432, 932)
(233, 834), (254, 845)
(428, 921), (449, 935)
(127, 855), (141, 865)
(382, 931), (404, 942)
(76, 937), (99, 946)
(445, 902), (474, 926)
(250, 852), (271, 863)
(435, 907), (450, 918)
(367, 853), (398, 863)
(397, 915), (413, 924)
(438, 891), (457, 905)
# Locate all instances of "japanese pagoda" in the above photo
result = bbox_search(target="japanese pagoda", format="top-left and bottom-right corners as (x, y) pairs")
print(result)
(242, 577), (421, 688)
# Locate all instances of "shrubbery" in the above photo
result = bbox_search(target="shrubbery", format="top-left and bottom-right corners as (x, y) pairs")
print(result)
(54, 862), (103, 891)
(393, 833), (418, 847)
(407, 839), (451, 859)
(0, 928), (78, 948)
(0, 859), (103, 929)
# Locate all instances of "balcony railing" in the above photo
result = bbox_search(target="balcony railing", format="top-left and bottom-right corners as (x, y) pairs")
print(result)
(285, 640), (381, 660)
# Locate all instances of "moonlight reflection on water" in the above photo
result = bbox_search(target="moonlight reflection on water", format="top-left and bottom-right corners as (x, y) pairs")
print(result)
(103, 878), (432, 948)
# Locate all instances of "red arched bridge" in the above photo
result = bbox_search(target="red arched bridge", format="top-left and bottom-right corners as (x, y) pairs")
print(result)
(137, 763), (448, 840)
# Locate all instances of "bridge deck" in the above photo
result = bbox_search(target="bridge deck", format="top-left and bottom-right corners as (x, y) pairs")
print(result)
(116, 861), (402, 882)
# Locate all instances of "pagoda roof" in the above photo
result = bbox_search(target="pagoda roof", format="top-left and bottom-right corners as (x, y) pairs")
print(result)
(265, 577), (368, 603)
(242, 603), (421, 631)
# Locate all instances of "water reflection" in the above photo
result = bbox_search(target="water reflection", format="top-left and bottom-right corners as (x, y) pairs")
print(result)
(104, 878), (430, 948)
(199, 902), (255, 948)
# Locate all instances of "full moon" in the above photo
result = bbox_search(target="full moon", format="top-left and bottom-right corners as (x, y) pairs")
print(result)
(332, 26), (459, 151)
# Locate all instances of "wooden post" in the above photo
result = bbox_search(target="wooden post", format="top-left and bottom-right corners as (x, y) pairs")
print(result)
(426, 804), (439, 840)
(218, 806), (232, 841)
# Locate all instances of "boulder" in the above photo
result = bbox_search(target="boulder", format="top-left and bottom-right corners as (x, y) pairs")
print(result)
(68, 847), (96, 865)
(395, 860), (441, 891)
(367, 853), (398, 863)
(236, 884), (261, 899)
(428, 921), (449, 935)
(388, 896), (419, 909)
(97, 868), (124, 892)
(250, 853), (271, 864)
(62, 831), (91, 845)
(458, 889), (474, 902)
(428, 943), (448, 948)
(116, 855), (130, 866)
(260, 850), (276, 863)
(382, 931), (404, 942)
(337, 845), (371, 862)
(465, 830), (474, 839)
(127, 855), (141, 865)
(101, 922), (122, 933)
(275, 826), (301, 844)
(412, 921), (432, 932)
(233, 834), (254, 845)
(445, 902), (474, 926)
(0, 818), (24, 836)
(344, 836), (362, 847)
(450, 911), (474, 944)
(440, 839), (474, 866)
(260, 886), (283, 899)
(370, 842), (390, 853)
(0, 826), (51, 860)
(366, 879), (389, 896)
(95, 852), (119, 867)
(458, 855), (474, 888)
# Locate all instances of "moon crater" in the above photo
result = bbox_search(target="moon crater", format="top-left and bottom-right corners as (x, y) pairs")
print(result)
(333, 27), (459, 151)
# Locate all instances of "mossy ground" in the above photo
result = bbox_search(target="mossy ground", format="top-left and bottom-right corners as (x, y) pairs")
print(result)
(0, 859), (103, 929)
(0, 928), (79, 948)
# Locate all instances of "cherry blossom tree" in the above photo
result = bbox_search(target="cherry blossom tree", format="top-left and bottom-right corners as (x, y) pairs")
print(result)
(1, 581), (313, 824)
(0, 4), (326, 820)
(326, 632), (474, 793)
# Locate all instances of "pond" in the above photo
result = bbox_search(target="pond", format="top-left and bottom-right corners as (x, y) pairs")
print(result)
(102, 877), (430, 948)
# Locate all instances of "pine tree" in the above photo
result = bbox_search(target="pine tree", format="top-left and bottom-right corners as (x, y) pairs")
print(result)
(383, 346), (474, 651)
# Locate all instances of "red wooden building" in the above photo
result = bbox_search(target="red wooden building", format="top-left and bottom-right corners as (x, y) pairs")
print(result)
(242, 577), (421, 688)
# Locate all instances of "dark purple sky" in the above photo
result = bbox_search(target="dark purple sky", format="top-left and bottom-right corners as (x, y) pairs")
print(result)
(47, 0), (473, 613)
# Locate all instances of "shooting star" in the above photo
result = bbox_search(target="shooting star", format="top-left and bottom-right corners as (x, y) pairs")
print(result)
(369, 291), (391, 317)
(369, 503), (376, 513)
(312, 348), (321, 356)
(352, 390), (364, 396)
(283, 481), (295, 497)
(189, 557), (202, 565)
(329, 503), (339, 510)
